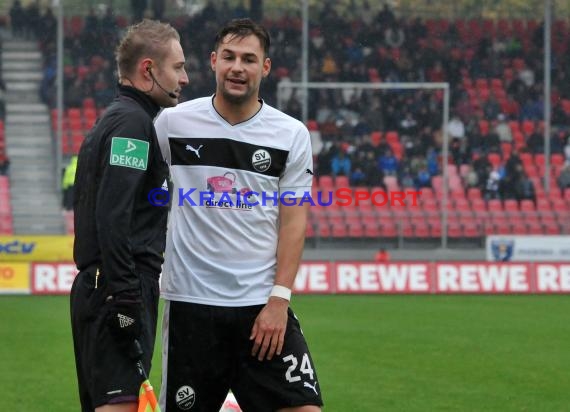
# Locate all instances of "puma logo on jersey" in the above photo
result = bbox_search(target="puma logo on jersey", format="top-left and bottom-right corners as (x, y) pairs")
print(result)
(305, 169), (314, 175)
(186, 144), (204, 158)
(303, 381), (318, 395)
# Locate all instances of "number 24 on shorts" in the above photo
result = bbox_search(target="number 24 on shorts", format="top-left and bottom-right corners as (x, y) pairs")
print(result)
(283, 353), (315, 382)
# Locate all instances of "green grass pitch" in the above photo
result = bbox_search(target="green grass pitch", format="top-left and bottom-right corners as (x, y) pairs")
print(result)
(0, 295), (569, 411)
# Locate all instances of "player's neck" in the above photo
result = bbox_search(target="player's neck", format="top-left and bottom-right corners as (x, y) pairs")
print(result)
(213, 94), (262, 125)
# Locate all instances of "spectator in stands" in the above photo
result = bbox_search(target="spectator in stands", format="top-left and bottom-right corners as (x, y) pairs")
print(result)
(483, 92), (502, 120)
(514, 171), (536, 205)
(526, 122), (544, 154)
(384, 21), (405, 49)
(399, 111), (418, 137)
(40, 7), (57, 44)
(83, 7), (100, 35)
(518, 63), (535, 88)
(494, 113), (513, 143)
(398, 165), (415, 189)
(505, 150), (522, 178)
(426, 147), (439, 176)
(9, 0), (24, 38)
(450, 137), (469, 166)
(464, 165), (479, 190)
(65, 76), (86, 108)
(502, 95), (521, 119)
(414, 166), (432, 190)
(564, 136), (570, 166)
(472, 152), (490, 190)
(360, 151), (386, 188)
(331, 149), (351, 178)
(481, 126), (501, 154)
(131, 0), (147, 22)
(152, 0), (165, 20)
(484, 166), (501, 200)
(25, 0), (40, 40)
(378, 147), (398, 176)
(447, 114), (465, 140)
(520, 96), (543, 121)
(557, 165), (570, 195)
(501, 162), (522, 200)
(315, 142), (336, 180)
(375, 248), (390, 262)
(61, 155), (77, 211)
(0, 154), (10, 176)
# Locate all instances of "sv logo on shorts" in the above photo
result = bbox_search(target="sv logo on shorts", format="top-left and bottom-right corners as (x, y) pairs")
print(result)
(175, 385), (196, 410)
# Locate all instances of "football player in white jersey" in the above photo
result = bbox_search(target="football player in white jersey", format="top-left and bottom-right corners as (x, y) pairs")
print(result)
(155, 18), (323, 412)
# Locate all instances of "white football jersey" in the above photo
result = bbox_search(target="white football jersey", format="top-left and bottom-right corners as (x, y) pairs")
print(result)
(155, 96), (313, 306)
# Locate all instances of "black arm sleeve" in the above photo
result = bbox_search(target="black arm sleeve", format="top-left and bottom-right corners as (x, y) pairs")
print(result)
(96, 111), (153, 295)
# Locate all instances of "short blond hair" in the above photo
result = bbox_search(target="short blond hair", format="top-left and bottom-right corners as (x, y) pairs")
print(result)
(115, 19), (180, 78)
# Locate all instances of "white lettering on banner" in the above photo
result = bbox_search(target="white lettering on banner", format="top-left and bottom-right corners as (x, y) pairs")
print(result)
(294, 263), (330, 292)
(536, 264), (570, 292)
(336, 264), (429, 292)
(33, 263), (77, 294)
(337, 264), (358, 291)
(437, 264), (530, 293)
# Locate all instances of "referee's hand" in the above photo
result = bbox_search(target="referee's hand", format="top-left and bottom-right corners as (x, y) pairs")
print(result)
(250, 297), (288, 361)
(106, 293), (142, 347)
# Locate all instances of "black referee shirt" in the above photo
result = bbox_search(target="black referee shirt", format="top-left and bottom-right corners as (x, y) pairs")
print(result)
(73, 85), (169, 295)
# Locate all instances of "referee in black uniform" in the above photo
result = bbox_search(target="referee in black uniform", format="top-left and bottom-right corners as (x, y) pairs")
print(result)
(70, 19), (188, 412)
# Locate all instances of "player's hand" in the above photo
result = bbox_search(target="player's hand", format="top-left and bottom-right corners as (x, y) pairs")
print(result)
(250, 297), (288, 361)
(106, 292), (142, 347)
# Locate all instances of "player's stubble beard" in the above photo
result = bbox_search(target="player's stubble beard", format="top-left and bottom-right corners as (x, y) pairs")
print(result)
(220, 79), (258, 105)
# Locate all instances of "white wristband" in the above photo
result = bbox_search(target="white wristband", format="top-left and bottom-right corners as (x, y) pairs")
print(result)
(270, 285), (292, 301)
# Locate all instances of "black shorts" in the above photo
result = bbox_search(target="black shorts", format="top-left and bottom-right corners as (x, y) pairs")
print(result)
(70, 267), (160, 411)
(160, 301), (323, 411)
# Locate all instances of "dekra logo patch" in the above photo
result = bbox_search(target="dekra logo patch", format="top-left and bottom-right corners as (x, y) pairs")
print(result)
(110, 137), (149, 170)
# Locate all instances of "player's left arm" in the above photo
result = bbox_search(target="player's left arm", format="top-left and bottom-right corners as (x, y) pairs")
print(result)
(251, 122), (313, 361)
(250, 202), (308, 361)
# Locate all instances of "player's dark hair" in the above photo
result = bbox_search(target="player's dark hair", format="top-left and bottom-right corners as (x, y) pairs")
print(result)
(214, 18), (271, 57)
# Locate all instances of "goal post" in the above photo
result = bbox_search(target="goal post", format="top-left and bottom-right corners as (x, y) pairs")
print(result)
(276, 81), (452, 248)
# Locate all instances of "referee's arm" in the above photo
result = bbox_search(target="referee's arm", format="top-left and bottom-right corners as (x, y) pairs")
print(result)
(96, 116), (152, 296)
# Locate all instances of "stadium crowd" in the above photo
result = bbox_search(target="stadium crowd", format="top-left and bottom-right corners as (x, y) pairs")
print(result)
(7, 2), (570, 199)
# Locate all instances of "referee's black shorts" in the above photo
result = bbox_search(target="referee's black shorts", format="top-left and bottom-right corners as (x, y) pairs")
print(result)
(70, 267), (159, 411)
(161, 301), (323, 411)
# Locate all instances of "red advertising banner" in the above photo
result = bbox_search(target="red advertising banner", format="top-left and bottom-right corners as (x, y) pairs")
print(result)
(534, 263), (570, 293)
(434, 263), (533, 294)
(31, 262), (78, 295)
(333, 262), (432, 294)
(292, 262), (570, 294)
(18, 261), (570, 295)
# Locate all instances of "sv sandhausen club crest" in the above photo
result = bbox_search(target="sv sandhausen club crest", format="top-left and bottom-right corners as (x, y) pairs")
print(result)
(251, 148), (271, 172)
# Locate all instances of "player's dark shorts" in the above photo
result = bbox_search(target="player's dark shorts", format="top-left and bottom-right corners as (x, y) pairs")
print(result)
(161, 301), (323, 411)
(70, 266), (160, 411)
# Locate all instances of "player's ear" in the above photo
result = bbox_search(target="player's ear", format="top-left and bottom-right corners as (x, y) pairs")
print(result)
(210, 51), (217, 71)
(262, 57), (271, 78)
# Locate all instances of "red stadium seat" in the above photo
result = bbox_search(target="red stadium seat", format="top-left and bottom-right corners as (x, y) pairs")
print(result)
(503, 199), (519, 211)
(520, 199), (535, 213)
(318, 175), (334, 189)
(463, 220), (480, 238)
(334, 176), (349, 189)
